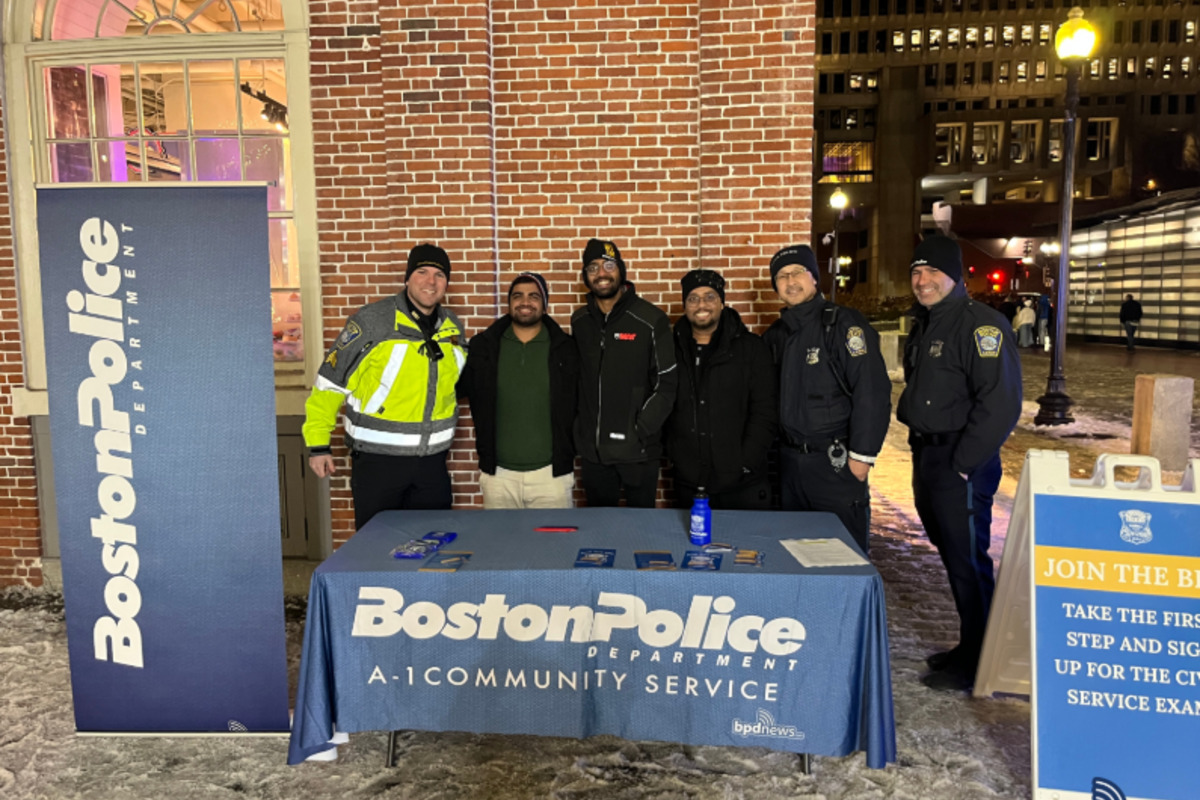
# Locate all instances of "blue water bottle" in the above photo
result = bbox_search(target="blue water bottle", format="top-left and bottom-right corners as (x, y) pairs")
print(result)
(689, 489), (712, 546)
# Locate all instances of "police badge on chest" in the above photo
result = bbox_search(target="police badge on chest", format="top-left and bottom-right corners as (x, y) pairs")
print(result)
(806, 347), (820, 365)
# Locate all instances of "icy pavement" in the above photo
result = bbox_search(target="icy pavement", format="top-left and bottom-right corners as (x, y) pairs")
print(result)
(1, 343), (1195, 799)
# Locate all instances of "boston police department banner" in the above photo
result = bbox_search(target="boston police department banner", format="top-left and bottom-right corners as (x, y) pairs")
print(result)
(38, 185), (289, 733)
(1026, 452), (1200, 800)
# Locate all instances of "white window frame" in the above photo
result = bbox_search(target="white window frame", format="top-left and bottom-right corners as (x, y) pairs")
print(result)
(4, 0), (321, 417)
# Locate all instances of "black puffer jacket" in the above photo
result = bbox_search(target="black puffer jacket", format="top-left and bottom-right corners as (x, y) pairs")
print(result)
(458, 315), (580, 476)
(666, 308), (778, 493)
(571, 285), (677, 464)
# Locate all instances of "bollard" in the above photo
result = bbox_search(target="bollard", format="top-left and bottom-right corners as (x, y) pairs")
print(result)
(1131, 374), (1195, 472)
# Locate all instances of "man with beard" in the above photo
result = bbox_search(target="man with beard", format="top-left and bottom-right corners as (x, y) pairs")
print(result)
(458, 273), (580, 508)
(764, 245), (891, 554)
(900, 235), (1022, 692)
(572, 238), (677, 508)
(303, 243), (466, 528)
(666, 269), (777, 509)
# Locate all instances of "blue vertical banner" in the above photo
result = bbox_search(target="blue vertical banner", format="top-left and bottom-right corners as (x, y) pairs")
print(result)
(1033, 492), (1200, 800)
(38, 185), (290, 733)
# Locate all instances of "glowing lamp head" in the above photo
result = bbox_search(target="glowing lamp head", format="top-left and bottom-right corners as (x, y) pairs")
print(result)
(1055, 7), (1098, 61)
(829, 188), (849, 211)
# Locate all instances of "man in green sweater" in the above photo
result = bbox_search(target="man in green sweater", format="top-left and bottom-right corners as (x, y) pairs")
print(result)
(458, 273), (580, 508)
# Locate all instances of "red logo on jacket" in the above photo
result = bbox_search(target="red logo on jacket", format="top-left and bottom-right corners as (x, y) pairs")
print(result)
(614, 333), (637, 341)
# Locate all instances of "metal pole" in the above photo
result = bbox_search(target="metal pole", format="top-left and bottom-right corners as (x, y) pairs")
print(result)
(1034, 62), (1080, 426)
(830, 215), (840, 304)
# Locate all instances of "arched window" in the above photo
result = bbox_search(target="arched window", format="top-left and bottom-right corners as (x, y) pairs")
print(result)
(21, 0), (311, 364)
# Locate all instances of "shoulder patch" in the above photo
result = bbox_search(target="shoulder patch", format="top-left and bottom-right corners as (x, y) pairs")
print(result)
(336, 320), (362, 350)
(974, 325), (1002, 358)
(845, 326), (867, 357)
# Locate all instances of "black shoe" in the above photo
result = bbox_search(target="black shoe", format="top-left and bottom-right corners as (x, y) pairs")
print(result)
(921, 666), (975, 692)
(924, 646), (962, 671)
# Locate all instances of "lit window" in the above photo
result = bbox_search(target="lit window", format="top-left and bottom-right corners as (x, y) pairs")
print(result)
(1183, 56), (1192, 78)
(1086, 119), (1116, 161)
(1039, 22), (1052, 45)
(1164, 57), (1173, 79)
(1126, 57), (1137, 79)
(972, 122), (1002, 164)
(850, 73), (864, 91)
(1036, 60), (1048, 80)
(32, 0), (284, 40)
(893, 30), (905, 52)
(1017, 60), (1028, 81)
(866, 72), (879, 90)
(1009, 120), (1039, 163)
(930, 28), (943, 50)
(1021, 23), (1033, 45)
(1187, 21), (1197, 44)
(1107, 58), (1119, 80)
(1048, 121), (1064, 162)
(935, 123), (966, 165)
(911, 28), (923, 49)
(998, 60), (1010, 83)
(846, 110), (858, 130)
(1146, 56), (1156, 79)
(948, 27), (960, 47)
(1089, 59), (1101, 79)
(820, 142), (875, 183)
(966, 27), (979, 48)
(1002, 24), (1015, 46)
(984, 26), (996, 47)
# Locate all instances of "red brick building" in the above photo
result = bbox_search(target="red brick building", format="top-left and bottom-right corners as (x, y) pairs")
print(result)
(0, 0), (816, 586)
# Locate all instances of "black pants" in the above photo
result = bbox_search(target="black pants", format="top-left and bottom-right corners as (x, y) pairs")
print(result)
(350, 450), (453, 529)
(581, 459), (660, 508)
(779, 447), (871, 554)
(673, 476), (771, 511)
(911, 441), (1002, 667)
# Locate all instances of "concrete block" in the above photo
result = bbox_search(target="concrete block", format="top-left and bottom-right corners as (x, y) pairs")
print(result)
(879, 331), (904, 376)
(1131, 373), (1195, 472)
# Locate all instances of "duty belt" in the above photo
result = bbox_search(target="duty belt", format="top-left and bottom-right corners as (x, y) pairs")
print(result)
(783, 435), (847, 454)
(908, 430), (961, 447)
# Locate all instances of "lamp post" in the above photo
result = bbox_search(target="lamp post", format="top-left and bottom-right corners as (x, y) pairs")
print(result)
(1035, 7), (1097, 427)
(829, 187), (848, 303)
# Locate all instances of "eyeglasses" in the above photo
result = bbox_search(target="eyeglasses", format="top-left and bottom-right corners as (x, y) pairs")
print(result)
(585, 261), (619, 275)
(685, 293), (722, 308)
(774, 267), (810, 283)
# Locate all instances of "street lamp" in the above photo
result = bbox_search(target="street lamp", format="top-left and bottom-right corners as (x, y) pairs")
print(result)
(1035, 7), (1097, 426)
(829, 187), (848, 302)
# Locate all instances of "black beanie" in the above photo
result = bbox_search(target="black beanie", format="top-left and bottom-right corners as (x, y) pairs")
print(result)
(910, 235), (963, 283)
(509, 271), (549, 304)
(769, 245), (819, 289)
(680, 269), (726, 306)
(581, 238), (626, 283)
(406, 244), (451, 282)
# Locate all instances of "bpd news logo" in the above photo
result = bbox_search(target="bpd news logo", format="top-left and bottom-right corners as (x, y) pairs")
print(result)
(1093, 777), (1125, 800)
(731, 709), (805, 741)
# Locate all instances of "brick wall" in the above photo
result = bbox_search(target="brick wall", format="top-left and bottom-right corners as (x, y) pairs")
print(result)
(307, 0), (816, 548)
(0, 0), (814, 581)
(0, 94), (44, 587)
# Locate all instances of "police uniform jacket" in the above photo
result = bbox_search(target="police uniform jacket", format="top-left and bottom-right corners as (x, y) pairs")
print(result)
(303, 292), (466, 457)
(898, 285), (1022, 474)
(457, 314), (580, 477)
(666, 307), (778, 493)
(764, 297), (891, 463)
(571, 284), (678, 464)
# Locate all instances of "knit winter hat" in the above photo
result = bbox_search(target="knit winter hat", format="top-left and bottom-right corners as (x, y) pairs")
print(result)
(406, 243), (451, 282)
(581, 238), (626, 283)
(509, 271), (549, 304)
(910, 235), (963, 284)
(680, 269), (726, 306)
(769, 245), (819, 289)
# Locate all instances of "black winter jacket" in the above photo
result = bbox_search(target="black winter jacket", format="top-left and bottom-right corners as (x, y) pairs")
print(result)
(898, 286), (1023, 474)
(764, 297), (892, 463)
(571, 285), (678, 464)
(666, 308), (778, 493)
(458, 315), (580, 476)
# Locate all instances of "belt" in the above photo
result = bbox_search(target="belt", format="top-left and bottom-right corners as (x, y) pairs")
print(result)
(908, 430), (960, 447)
(783, 436), (846, 454)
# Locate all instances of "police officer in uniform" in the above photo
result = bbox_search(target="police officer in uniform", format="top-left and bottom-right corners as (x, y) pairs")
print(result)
(764, 245), (891, 554)
(899, 235), (1022, 692)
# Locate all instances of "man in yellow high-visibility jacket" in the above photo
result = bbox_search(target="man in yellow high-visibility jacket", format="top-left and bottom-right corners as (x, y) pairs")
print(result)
(303, 244), (467, 528)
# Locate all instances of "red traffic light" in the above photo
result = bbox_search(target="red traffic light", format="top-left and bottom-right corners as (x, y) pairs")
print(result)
(990, 271), (1003, 282)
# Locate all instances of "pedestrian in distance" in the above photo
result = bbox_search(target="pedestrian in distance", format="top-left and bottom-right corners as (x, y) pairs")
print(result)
(763, 244), (891, 555)
(666, 269), (778, 510)
(572, 238), (678, 508)
(1036, 293), (1051, 346)
(899, 235), (1022, 692)
(1119, 293), (1143, 351)
(1015, 299), (1036, 347)
(304, 244), (466, 529)
(458, 272), (580, 509)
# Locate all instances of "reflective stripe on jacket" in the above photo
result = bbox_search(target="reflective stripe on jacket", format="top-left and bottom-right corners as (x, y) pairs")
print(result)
(303, 293), (466, 457)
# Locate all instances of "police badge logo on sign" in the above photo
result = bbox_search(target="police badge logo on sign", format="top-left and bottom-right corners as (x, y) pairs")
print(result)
(845, 326), (867, 357)
(973, 325), (1002, 358)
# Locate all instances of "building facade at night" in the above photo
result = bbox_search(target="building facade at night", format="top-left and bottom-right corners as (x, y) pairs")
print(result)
(0, 0), (819, 586)
(814, 0), (1200, 297)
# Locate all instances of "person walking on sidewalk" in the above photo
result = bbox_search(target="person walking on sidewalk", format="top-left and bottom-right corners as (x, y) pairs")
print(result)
(666, 269), (777, 510)
(900, 235), (1022, 692)
(572, 238), (677, 508)
(458, 272), (579, 508)
(764, 245), (891, 555)
(1119, 293), (1143, 350)
(1014, 299), (1036, 347)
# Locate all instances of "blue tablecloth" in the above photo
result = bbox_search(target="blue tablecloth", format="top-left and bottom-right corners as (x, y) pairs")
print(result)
(288, 508), (896, 767)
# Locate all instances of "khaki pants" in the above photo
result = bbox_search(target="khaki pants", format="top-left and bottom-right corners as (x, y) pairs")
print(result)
(480, 465), (575, 509)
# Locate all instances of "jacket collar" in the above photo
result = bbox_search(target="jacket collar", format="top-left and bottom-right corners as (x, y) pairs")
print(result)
(674, 306), (747, 356)
(586, 282), (636, 321)
(395, 291), (462, 339)
(911, 283), (968, 324)
(780, 294), (826, 331)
